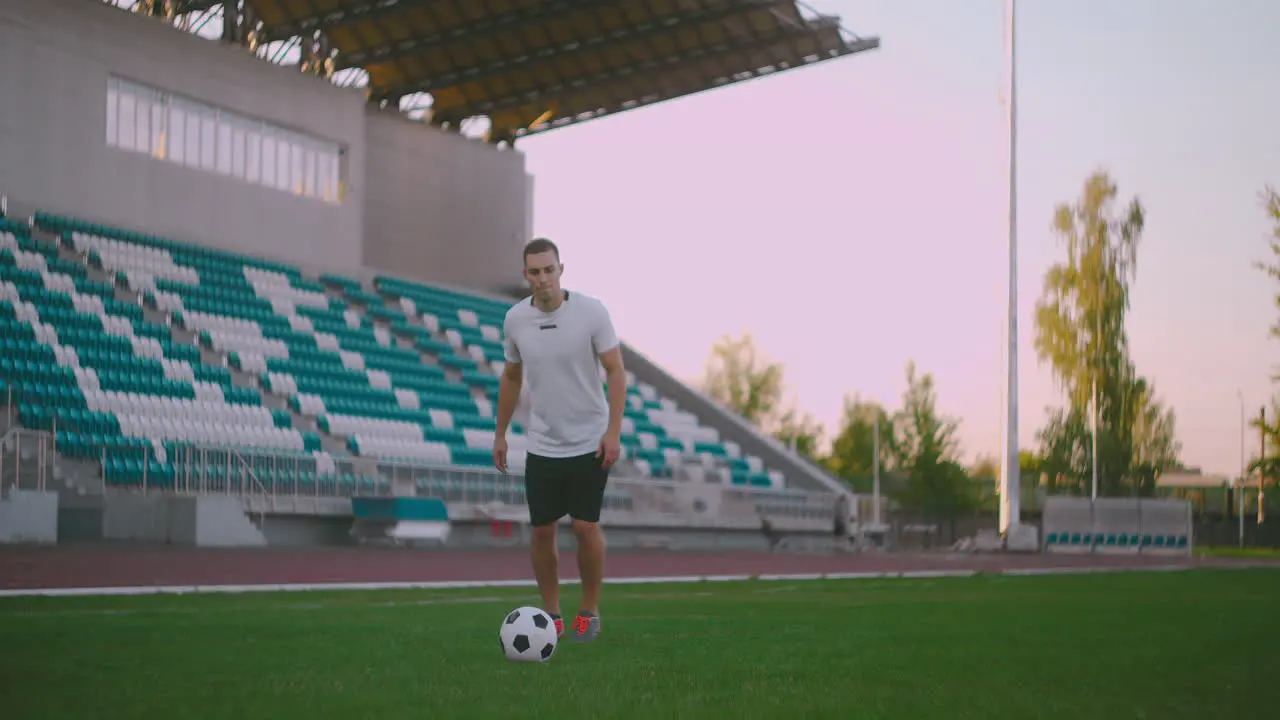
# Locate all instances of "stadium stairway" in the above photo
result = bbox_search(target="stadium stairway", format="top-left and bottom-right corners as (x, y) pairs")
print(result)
(0, 208), (840, 542)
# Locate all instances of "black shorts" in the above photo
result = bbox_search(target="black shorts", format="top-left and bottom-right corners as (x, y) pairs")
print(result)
(524, 451), (610, 527)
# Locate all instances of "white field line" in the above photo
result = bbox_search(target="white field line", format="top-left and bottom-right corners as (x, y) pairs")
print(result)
(0, 562), (1248, 600)
(0, 589), (722, 619)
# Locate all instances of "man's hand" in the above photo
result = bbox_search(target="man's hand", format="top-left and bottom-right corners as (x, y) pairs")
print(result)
(493, 435), (509, 473)
(597, 431), (621, 470)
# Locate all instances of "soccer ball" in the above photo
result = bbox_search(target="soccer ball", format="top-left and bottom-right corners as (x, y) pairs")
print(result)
(498, 606), (558, 663)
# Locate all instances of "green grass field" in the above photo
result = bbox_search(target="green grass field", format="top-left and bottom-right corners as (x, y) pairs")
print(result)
(2, 569), (1278, 719)
(1196, 545), (1280, 559)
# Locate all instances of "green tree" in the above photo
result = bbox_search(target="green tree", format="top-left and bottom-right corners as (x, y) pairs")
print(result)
(971, 452), (1038, 483)
(700, 333), (827, 457)
(968, 454), (1000, 511)
(1035, 407), (1089, 493)
(700, 333), (785, 427)
(1255, 184), (1280, 356)
(890, 361), (959, 470)
(888, 361), (978, 521)
(1125, 373), (1182, 494)
(1249, 185), (1280, 485)
(824, 394), (894, 489)
(1018, 450), (1043, 482)
(970, 454), (999, 482)
(1246, 402), (1280, 482)
(1033, 170), (1180, 495)
(773, 405), (826, 461)
(1017, 450), (1046, 510)
(974, 450), (1048, 511)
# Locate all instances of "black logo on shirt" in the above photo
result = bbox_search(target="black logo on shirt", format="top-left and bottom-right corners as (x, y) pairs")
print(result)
(538, 323), (558, 330)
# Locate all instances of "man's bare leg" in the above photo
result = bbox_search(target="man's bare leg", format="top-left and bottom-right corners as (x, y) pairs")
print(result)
(572, 520), (605, 613)
(568, 519), (605, 642)
(530, 524), (561, 626)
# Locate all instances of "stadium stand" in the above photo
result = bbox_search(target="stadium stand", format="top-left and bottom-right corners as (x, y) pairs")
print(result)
(8, 210), (782, 485)
(0, 0), (882, 548)
(1, 210), (839, 542)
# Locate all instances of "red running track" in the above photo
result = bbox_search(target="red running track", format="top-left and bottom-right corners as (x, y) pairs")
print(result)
(1, 545), (1272, 590)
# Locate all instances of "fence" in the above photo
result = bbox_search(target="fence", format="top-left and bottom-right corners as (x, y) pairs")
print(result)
(1042, 496), (1193, 555)
(1192, 515), (1280, 549)
(102, 441), (840, 527)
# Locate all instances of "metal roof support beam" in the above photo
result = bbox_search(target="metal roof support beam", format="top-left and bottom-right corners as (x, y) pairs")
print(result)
(128, 0), (182, 18)
(515, 32), (878, 138)
(135, 0), (164, 16)
(220, 0), (239, 43)
(474, 18), (837, 118)
(337, 0), (624, 71)
(173, 0), (220, 12)
(373, 0), (791, 98)
(181, 0), (239, 17)
(243, 3), (262, 50)
(291, 0), (329, 72)
(263, 0), (435, 44)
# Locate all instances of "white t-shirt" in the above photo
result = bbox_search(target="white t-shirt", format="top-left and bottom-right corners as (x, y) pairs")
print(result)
(503, 290), (620, 458)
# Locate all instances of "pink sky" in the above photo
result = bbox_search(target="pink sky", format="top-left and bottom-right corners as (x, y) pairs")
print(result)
(517, 0), (1280, 476)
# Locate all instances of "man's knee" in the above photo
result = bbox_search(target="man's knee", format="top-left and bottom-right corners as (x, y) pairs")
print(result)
(571, 518), (602, 541)
(531, 523), (558, 545)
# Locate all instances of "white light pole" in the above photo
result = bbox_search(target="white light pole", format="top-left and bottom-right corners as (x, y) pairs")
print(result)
(872, 417), (881, 527)
(1239, 390), (1246, 548)
(1091, 189), (1103, 502)
(998, 0), (1022, 534)
(1091, 378), (1099, 500)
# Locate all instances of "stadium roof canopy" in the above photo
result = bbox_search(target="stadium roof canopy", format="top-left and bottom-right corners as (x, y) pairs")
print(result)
(128, 0), (879, 144)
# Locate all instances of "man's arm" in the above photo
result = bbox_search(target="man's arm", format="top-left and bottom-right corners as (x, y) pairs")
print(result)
(496, 315), (523, 438)
(496, 361), (523, 437)
(592, 302), (626, 439)
(599, 348), (626, 438)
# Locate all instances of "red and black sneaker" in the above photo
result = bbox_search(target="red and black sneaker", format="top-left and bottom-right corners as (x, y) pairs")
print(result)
(550, 613), (564, 637)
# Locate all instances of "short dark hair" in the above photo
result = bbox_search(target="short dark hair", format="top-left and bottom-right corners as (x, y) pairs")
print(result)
(523, 237), (560, 263)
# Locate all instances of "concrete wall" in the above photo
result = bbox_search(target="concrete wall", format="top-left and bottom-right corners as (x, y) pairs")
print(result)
(57, 507), (104, 542)
(0, 489), (59, 544)
(441, 522), (787, 553)
(361, 108), (530, 291)
(102, 493), (193, 544)
(102, 492), (264, 546)
(0, 0), (366, 270)
(252, 515), (803, 552)
(259, 514), (356, 547)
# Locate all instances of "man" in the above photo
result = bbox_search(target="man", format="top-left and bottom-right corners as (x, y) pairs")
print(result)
(493, 237), (626, 643)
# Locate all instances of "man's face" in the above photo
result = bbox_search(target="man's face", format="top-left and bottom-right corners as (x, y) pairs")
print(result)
(523, 250), (562, 299)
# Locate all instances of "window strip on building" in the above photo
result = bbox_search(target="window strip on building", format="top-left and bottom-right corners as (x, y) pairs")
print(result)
(105, 75), (345, 205)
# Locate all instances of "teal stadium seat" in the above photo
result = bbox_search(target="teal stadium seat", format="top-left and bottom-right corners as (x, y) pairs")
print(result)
(0, 212), (790, 496)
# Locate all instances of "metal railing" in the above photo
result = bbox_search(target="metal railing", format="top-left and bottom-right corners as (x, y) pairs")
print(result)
(101, 442), (272, 529)
(2, 387), (841, 527)
(101, 441), (840, 524)
(102, 442), (270, 495)
(0, 428), (54, 494)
